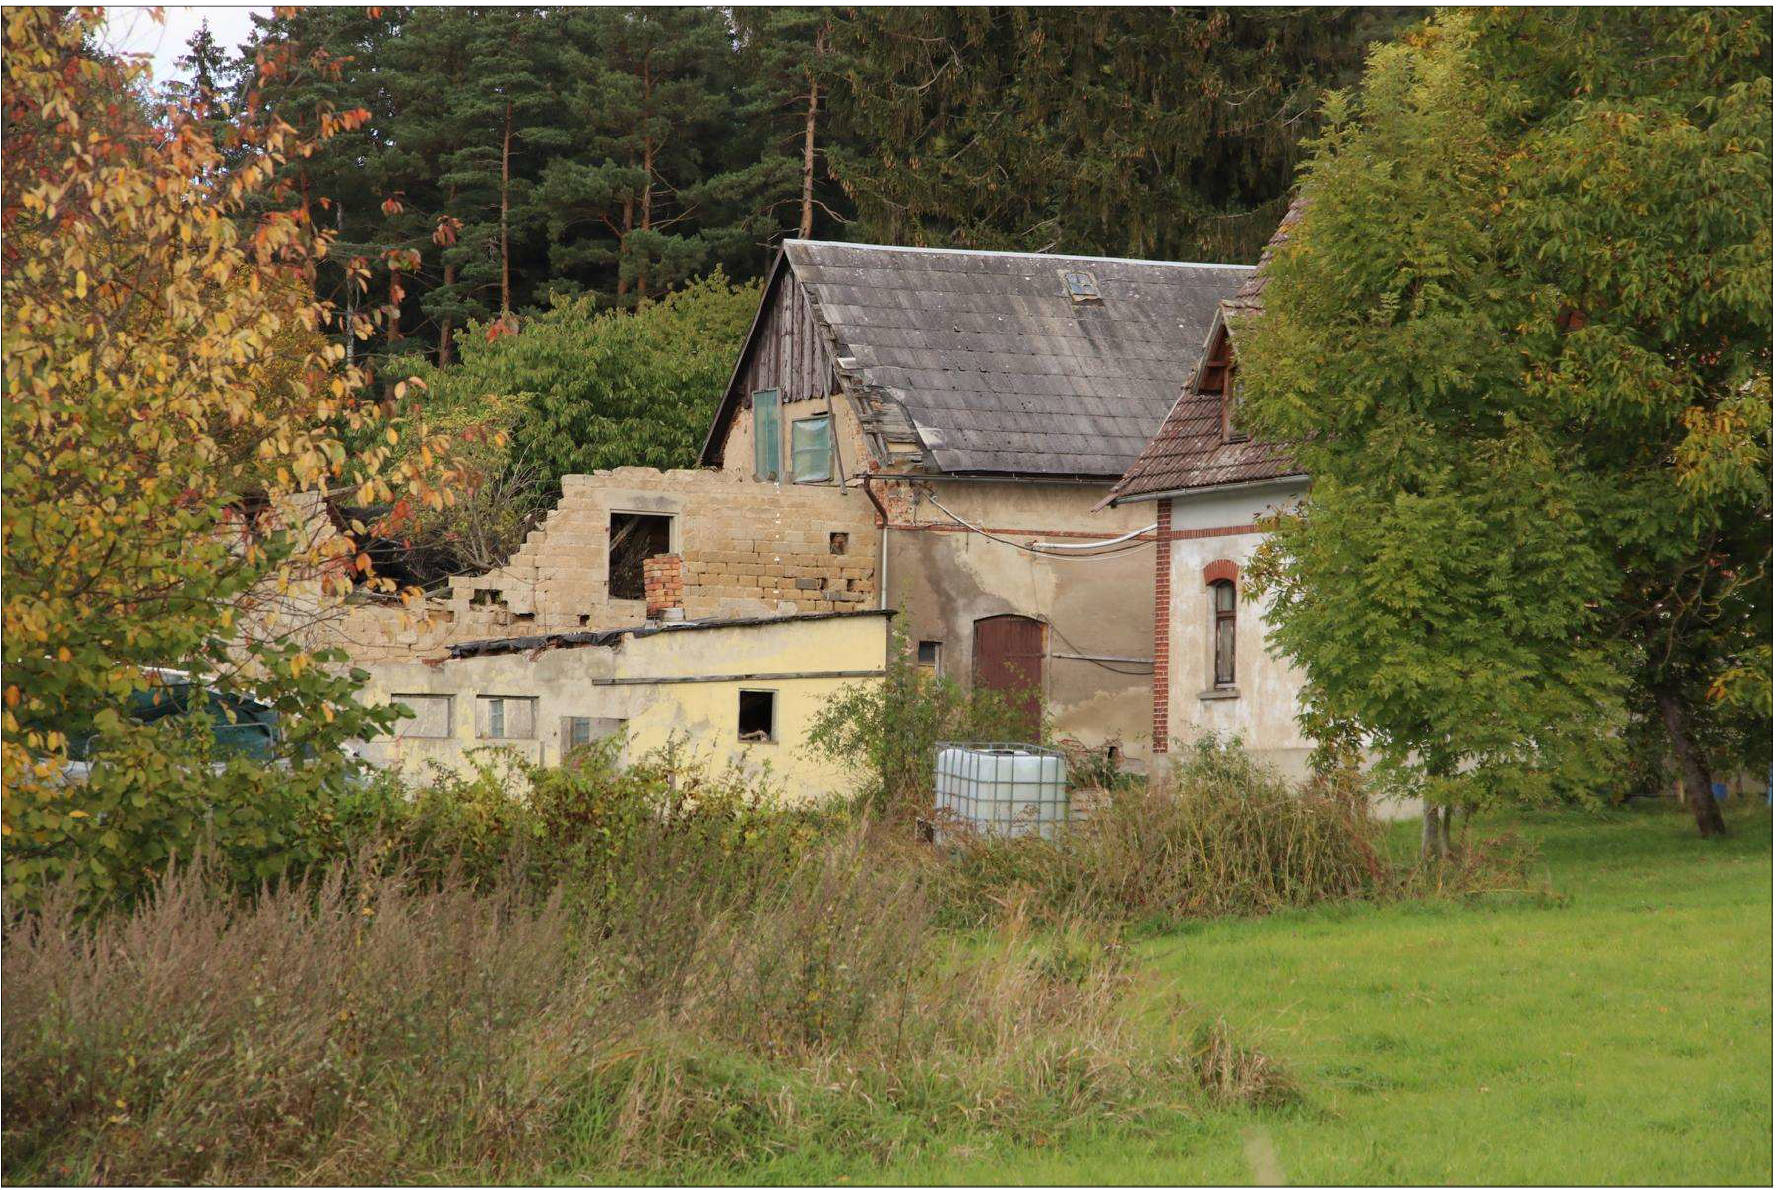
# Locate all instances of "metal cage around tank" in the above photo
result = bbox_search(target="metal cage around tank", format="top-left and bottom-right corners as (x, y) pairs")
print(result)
(933, 742), (1070, 842)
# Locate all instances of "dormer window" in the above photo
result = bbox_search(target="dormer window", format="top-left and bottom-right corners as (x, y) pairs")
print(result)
(1198, 323), (1246, 444)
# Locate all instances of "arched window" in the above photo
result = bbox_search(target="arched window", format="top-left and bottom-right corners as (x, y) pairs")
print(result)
(1211, 580), (1237, 688)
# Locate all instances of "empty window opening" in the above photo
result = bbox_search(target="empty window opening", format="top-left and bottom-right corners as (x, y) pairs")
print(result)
(738, 689), (776, 742)
(478, 695), (537, 740)
(393, 694), (452, 739)
(829, 531), (848, 555)
(1061, 270), (1102, 304)
(791, 415), (834, 483)
(470, 588), (503, 607)
(916, 640), (943, 677)
(752, 389), (781, 481)
(1211, 580), (1237, 688)
(608, 512), (673, 601)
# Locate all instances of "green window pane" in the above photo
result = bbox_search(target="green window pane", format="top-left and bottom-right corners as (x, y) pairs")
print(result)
(791, 415), (832, 483)
(752, 389), (780, 480)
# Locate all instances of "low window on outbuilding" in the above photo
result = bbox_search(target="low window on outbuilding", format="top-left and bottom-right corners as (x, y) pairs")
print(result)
(738, 689), (776, 743)
(477, 695), (537, 740)
(393, 694), (452, 738)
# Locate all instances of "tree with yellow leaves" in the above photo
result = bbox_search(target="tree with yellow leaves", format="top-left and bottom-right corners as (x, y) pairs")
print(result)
(1, 8), (463, 905)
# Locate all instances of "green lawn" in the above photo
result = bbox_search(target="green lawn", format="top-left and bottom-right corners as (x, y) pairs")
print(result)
(764, 801), (1773, 1185)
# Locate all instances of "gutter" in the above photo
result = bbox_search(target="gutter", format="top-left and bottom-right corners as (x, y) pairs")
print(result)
(1107, 472), (1310, 508)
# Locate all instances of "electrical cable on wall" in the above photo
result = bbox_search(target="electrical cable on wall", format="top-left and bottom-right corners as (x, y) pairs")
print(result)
(923, 494), (1155, 561)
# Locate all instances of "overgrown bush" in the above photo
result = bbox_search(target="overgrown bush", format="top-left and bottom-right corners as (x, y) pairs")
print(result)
(1, 824), (1282, 1184)
(383, 737), (835, 904)
(808, 624), (1036, 817)
(936, 735), (1527, 930)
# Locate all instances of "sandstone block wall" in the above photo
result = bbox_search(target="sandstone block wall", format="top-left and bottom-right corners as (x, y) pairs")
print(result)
(440, 467), (882, 632)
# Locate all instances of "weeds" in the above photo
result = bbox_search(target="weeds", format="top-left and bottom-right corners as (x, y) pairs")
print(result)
(937, 736), (1536, 930)
(1, 814), (1280, 1184)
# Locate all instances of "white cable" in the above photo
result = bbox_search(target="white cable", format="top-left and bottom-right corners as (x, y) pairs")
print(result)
(1030, 521), (1157, 550)
(923, 494), (1155, 561)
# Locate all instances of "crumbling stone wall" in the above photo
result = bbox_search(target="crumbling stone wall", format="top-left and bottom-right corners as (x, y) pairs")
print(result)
(435, 466), (882, 632)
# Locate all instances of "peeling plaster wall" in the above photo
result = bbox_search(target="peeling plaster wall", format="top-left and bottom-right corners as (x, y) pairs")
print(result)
(356, 613), (891, 802)
(885, 480), (1161, 763)
(1159, 481), (1313, 776)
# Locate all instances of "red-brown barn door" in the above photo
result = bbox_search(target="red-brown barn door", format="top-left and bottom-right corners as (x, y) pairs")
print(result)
(972, 614), (1045, 735)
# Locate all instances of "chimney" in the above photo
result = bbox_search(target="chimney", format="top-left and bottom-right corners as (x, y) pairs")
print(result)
(643, 553), (683, 620)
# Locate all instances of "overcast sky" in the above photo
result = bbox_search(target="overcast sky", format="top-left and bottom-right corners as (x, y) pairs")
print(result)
(99, 7), (269, 86)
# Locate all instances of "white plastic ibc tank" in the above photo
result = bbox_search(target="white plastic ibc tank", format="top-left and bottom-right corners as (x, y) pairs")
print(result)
(932, 743), (1067, 842)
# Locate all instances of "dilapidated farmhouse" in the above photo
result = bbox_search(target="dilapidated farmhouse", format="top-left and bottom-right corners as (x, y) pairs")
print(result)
(1102, 203), (1313, 775)
(326, 240), (1260, 796)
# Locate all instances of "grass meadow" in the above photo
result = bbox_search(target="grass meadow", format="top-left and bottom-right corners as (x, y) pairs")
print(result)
(762, 802), (1773, 1185)
(5, 794), (1767, 1185)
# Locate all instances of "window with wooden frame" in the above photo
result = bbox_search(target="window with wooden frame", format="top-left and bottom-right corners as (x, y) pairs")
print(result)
(477, 695), (537, 740)
(752, 389), (781, 481)
(1210, 580), (1237, 688)
(790, 414), (833, 483)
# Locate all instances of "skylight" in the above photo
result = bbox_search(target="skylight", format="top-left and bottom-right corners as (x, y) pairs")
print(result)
(1061, 270), (1102, 303)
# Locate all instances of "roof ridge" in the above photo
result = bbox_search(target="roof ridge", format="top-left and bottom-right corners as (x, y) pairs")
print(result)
(783, 238), (1255, 272)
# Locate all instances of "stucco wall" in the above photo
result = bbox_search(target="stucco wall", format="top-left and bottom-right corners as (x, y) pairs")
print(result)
(883, 479), (1161, 763)
(1159, 480), (1313, 776)
(356, 612), (891, 802)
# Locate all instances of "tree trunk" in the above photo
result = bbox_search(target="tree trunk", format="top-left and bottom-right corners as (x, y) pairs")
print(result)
(1657, 688), (1726, 837)
(499, 99), (512, 319)
(616, 197), (633, 299)
(438, 261), (456, 366)
(1420, 801), (1449, 863)
(639, 133), (653, 301)
(799, 72), (819, 239)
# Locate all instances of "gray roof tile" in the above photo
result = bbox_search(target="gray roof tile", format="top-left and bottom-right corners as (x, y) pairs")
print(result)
(782, 240), (1251, 478)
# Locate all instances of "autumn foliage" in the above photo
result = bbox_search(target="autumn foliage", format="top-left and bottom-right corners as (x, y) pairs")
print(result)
(1, 8), (463, 905)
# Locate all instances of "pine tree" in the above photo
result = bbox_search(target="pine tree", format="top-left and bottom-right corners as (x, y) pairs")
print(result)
(536, 7), (765, 304)
(733, 7), (847, 244)
(824, 8), (1413, 261)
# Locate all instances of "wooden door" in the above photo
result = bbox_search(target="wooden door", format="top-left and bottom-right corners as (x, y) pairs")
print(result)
(972, 614), (1045, 735)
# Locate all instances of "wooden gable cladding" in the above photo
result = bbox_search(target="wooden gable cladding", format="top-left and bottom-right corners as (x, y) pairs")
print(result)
(734, 268), (837, 410)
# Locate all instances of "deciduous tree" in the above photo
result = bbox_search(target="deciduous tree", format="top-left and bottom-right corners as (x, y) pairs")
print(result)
(1, 8), (460, 904)
(1241, 10), (1771, 841)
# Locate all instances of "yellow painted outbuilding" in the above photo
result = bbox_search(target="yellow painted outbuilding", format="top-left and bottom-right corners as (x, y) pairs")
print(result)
(355, 610), (892, 802)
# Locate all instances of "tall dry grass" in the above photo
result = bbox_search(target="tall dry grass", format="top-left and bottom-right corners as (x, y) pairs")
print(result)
(935, 736), (1526, 930)
(2, 822), (1278, 1184)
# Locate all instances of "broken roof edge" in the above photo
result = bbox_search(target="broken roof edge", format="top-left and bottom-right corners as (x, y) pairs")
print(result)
(444, 608), (897, 661)
(698, 248), (795, 469)
(781, 237), (1260, 273)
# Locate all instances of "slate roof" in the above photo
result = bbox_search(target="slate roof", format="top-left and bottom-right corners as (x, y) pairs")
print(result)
(1104, 200), (1307, 503)
(774, 241), (1251, 478)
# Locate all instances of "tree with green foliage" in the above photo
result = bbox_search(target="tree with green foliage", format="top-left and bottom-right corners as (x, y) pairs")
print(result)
(733, 7), (848, 243)
(1240, 9), (1771, 843)
(536, 7), (768, 304)
(395, 272), (761, 575)
(824, 7), (1416, 261)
